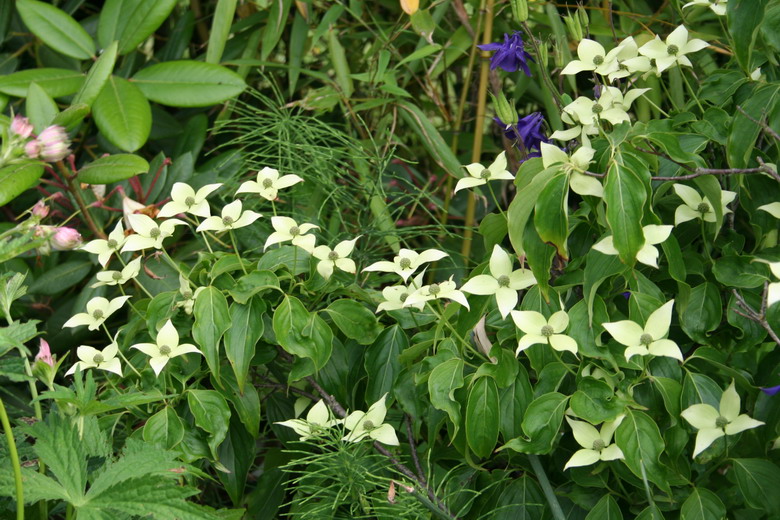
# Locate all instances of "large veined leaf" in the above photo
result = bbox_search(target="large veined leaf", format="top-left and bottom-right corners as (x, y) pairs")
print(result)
(72, 41), (118, 108)
(604, 155), (647, 265)
(727, 0), (768, 72)
(680, 488), (726, 520)
(192, 287), (231, 385)
(585, 495), (623, 520)
(25, 82), (59, 133)
(428, 358), (465, 438)
(325, 299), (382, 345)
(77, 154), (149, 184)
(466, 376), (500, 458)
(131, 61), (246, 107)
(533, 172), (569, 259)
(615, 410), (671, 494)
(224, 298), (265, 393)
(732, 459), (780, 515)
(93, 76), (152, 152)
(98, 0), (178, 55)
(0, 69), (84, 98)
(187, 390), (231, 459)
(272, 295), (333, 372)
(16, 0), (95, 59)
(0, 161), (44, 206)
(364, 325), (407, 404)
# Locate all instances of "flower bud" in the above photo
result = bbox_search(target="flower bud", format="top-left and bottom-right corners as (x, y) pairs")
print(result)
(563, 14), (583, 42)
(122, 194), (147, 230)
(32, 200), (49, 219)
(400, 0), (418, 15)
(37, 125), (70, 162)
(10, 115), (33, 138)
(578, 6), (589, 29)
(50, 227), (83, 250)
(91, 184), (107, 200)
(509, 0), (528, 22)
(490, 91), (518, 126)
(25, 139), (42, 159)
(34, 339), (54, 367)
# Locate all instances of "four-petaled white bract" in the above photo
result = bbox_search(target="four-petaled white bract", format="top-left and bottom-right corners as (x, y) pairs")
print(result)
(540, 143), (603, 198)
(63, 295), (131, 331)
(236, 167), (303, 201)
(363, 248), (448, 282)
(158, 182), (222, 218)
(312, 237), (359, 280)
(403, 277), (470, 310)
(130, 319), (202, 376)
(454, 151), (514, 193)
(196, 200), (261, 232)
(638, 25), (709, 73)
(343, 394), (399, 446)
(122, 214), (187, 252)
(264, 216), (319, 253)
(80, 220), (126, 267)
(376, 272), (426, 312)
(602, 300), (683, 362)
(65, 342), (122, 376)
(511, 310), (577, 356)
(592, 224), (673, 268)
(276, 400), (343, 441)
(92, 257), (142, 287)
(564, 416), (625, 469)
(460, 245), (536, 318)
(672, 184), (735, 226)
(681, 381), (764, 458)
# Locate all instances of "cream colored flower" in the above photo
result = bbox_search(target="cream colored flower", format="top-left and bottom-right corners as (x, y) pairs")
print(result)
(376, 272), (426, 313)
(454, 152), (514, 193)
(672, 184), (735, 226)
(263, 216), (318, 253)
(343, 394), (399, 446)
(540, 143), (603, 197)
(683, 0), (727, 16)
(511, 310), (577, 355)
(461, 245), (536, 318)
(196, 200), (261, 232)
(404, 277), (470, 310)
(564, 416), (625, 469)
(80, 221), (126, 267)
(638, 25), (709, 73)
(236, 167), (303, 201)
(592, 224), (673, 268)
(276, 400), (343, 441)
(364, 248), (448, 282)
(92, 257), (141, 288)
(122, 214), (186, 252)
(63, 296), (131, 331)
(130, 319), (201, 376)
(65, 342), (122, 377)
(158, 182), (222, 218)
(312, 237), (359, 280)
(602, 300), (683, 362)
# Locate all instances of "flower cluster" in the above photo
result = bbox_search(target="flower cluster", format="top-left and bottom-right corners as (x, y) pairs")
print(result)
(6, 115), (71, 163)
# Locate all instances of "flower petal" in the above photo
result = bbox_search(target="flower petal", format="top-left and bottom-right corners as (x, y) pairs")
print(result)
(648, 339), (683, 361)
(692, 428), (725, 458)
(724, 414), (764, 435)
(334, 237), (359, 257)
(511, 310), (548, 335)
(624, 345), (649, 361)
(149, 356), (169, 377)
(461, 275), (499, 295)
(566, 417), (601, 448)
(681, 404), (719, 430)
(602, 320), (643, 347)
(592, 236), (617, 256)
(317, 259), (334, 279)
(371, 423), (400, 446)
(495, 287), (518, 318)
(548, 311), (569, 333)
(100, 358), (123, 376)
(599, 444), (624, 461)
(344, 410), (367, 431)
(569, 172), (604, 198)
(516, 334), (545, 355)
(675, 205), (701, 226)
(550, 334), (578, 354)
(131, 342), (160, 357)
(645, 300), (674, 339)
(63, 313), (94, 329)
(157, 320), (180, 349)
(636, 244), (660, 268)
(233, 210), (262, 229)
(719, 380), (741, 422)
(454, 177), (486, 193)
(564, 449), (601, 470)
(489, 245), (513, 277)
(335, 258), (356, 274)
(673, 184), (703, 208)
(509, 269), (536, 290)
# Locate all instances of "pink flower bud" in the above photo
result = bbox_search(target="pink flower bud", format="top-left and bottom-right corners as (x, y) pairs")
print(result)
(50, 226), (82, 250)
(34, 339), (54, 367)
(25, 139), (42, 159)
(10, 115), (33, 138)
(32, 200), (49, 218)
(37, 126), (70, 162)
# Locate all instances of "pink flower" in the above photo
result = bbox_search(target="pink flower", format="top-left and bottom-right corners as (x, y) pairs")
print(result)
(25, 139), (42, 159)
(50, 227), (82, 250)
(34, 339), (54, 367)
(32, 200), (49, 218)
(37, 126), (70, 162)
(10, 115), (33, 138)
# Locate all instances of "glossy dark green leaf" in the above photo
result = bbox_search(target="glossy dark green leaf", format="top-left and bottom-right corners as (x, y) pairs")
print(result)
(132, 60), (246, 107)
(29, 261), (92, 295)
(192, 287), (231, 385)
(727, 84), (780, 168)
(604, 156), (646, 265)
(273, 295), (333, 372)
(500, 392), (568, 454)
(77, 154), (149, 184)
(364, 325), (406, 404)
(534, 172), (569, 259)
(681, 372), (721, 410)
(652, 377), (682, 422)
(713, 255), (769, 288)
(98, 0), (178, 55)
(727, 0), (767, 71)
(494, 475), (545, 520)
(570, 377), (625, 423)
(325, 299), (382, 345)
(680, 488), (726, 520)
(585, 494), (623, 520)
(0, 69), (84, 98)
(615, 410), (671, 494)
(217, 415), (255, 506)
(17, 0), (95, 60)
(680, 282), (721, 344)
(93, 76), (152, 152)
(498, 364), (534, 440)
(187, 389), (231, 458)
(26, 82), (58, 133)
(224, 297), (265, 393)
(428, 357), (465, 437)
(142, 407), (184, 450)
(732, 459), (780, 515)
(466, 376), (500, 458)
(206, 0), (237, 64)
(583, 248), (627, 323)
(0, 161), (44, 206)
(72, 41), (118, 108)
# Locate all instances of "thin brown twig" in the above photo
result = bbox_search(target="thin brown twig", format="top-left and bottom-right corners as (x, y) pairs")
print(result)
(732, 287), (780, 347)
(736, 105), (780, 143)
(405, 414), (428, 486)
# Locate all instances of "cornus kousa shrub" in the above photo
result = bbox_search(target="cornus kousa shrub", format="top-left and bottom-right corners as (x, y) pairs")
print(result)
(1, 0), (780, 519)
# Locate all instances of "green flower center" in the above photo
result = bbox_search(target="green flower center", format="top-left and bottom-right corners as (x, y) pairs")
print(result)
(262, 178), (274, 189)
(541, 325), (555, 337)
(428, 283), (441, 296)
(497, 275), (511, 288)
(184, 196), (195, 207)
(650, 58), (657, 67)
(289, 226), (300, 237)
(697, 202), (710, 213)
(92, 309), (104, 320)
(107, 239), (118, 249)
(149, 227), (161, 238)
(480, 168), (492, 179)
(715, 416), (729, 429)
(667, 44), (679, 56)
(593, 55), (604, 65)
(592, 104), (604, 114)
(182, 290), (193, 299)
(327, 251), (339, 261)
(640, 333), (654, 346)
(112, 271), (123, 280)
(363, 420), (376, 431)
(159, 345), (172, 356)
(592, 439), (606, 451)
(399, 292), (409, 302)
(222, 216), (234, 226)
(92, 353), (104, 364)
(399, 258), (412, 269)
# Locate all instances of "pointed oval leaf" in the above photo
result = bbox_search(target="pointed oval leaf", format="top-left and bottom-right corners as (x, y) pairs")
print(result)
(131, 61), (246, 107)
(93, 76), (152, 152)
(0, 69), (84, 98)
(26, 82), (59, 133)
(466, 376), (500, 458)
(72, 41), (119, 108)
(98, 0), (178, 55)
(0, 161), (44, 205)
(16, 0), (95, 59)
(77, 154), (149, 184)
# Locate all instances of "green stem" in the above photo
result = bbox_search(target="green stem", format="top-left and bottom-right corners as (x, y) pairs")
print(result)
(681, 69), (704, 114)
(228, 230), (248, 275)
(486, 182), (507, 222)
(192, 216), (214, 254)
(528, 454), (565, 520)
(102, 324), (141, 378)
(0, 396), (24, 520)
(428, 300), (475, 356)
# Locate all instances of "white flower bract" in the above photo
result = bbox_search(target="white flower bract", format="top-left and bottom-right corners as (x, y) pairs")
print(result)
(196, 200), (261, 232)
(263, 216), (319, 253)
(236, 167), (303, 201)
(460, 245), (536, 318)
(592, 224), (673, 268)
(454, 152), (514, 193)
(130, 319), (202, 376)
(638, 25), (709, 73)
(404, 277), (470, 310)
(157, 182), (222, 218)
(343, 394), (399, 446)
(511, 310), (578, 355)
(363, 248), (448, 282)
(540, 143), (603, 198)
(276, 400), (343, 441)
(672, 184), (735, 226)
(602, 300), (683, 362)
(122, 214), (186, 252)
(92, 257), (142, 288)
(80, 221), (126, 267)
(63, 296), (131, 331)
(312, 237), (359, 280)
(65, 342), (122, 377)
(564, 416), (625, 469)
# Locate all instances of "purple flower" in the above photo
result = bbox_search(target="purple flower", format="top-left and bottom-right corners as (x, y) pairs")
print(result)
(496, 112), (549, 159)
(762, 385), (780, 396)
(478, 32), (533, 75)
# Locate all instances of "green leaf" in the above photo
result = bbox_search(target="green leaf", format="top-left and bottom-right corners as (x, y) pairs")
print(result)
(261, 0), (293, 61)
(272, 295), (333, 372)
(16, 0), (95, 59)
(507, 162), (556, 256)
(19, 469), (70, 503)
(693, 175), (726, 237)
(52, 104), (90, 131)
(583, 248), (627, 323)
(325, 299), (382, 345)
(727, 0), (767, 72)
(77, 154), (149, 184)
(28, 261), (92, 295)
(0, 161), (44, 206)
(217, 415), (255, 506)
(72, 41), (118, 108)
(327, 26), (353, 98)
(228, 270), (280, 304)
(500, 392), (568, 454)
(27, 413), (88, 502)
(680, 282), (721, 344)
(586, 495), (623, 520)
(494, 475), (545, 520)
(680, 488), (726, 520)
(26, 82), (59, 133)
(498, 364), (533, 440)
(615, 410), (671, 494)
(727, 84), (780, 168)
(143, 407), (184, 450)
(397, 101), (464, 181)
(713, 255), (768, 288)
(652, 377), (682, 421)
(681, 372), (721, 409)
(224, 297), (265, 393)
(131, 61), (246, 107)
(604, 156), (646, 265)
(98, 0), (178, 55)
(206, 0), (237, 64)
(192, 287), (231, 385)
(570, 377), (625, 423)
(0, 68), (84, 98)
(364, 325), (406, 404)
(93, 76), (152, 152)
(732, 458), (780, 515)
(397, 44), (442, 67)
(218, 370), (262, 438)
(533, 172), (569, 259)
(522, 219), (555, 301)
(466, 376), (500, 458)
(187, 389), (231, 459)
(428, 358), (465, 437)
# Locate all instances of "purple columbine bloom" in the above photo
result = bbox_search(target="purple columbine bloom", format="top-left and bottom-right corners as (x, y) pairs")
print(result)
(478, 31), (533, 75)
(496, 112), (549, 159)
(762, 385), (780, 396)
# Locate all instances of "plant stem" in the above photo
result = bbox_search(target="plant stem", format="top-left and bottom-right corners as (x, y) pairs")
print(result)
(61, 162), (105, 240)
(228, 230), (248, 275)
(528, 454), (565, 520)
(486, 182), (507, 222)
(0, 396), (24, 520)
